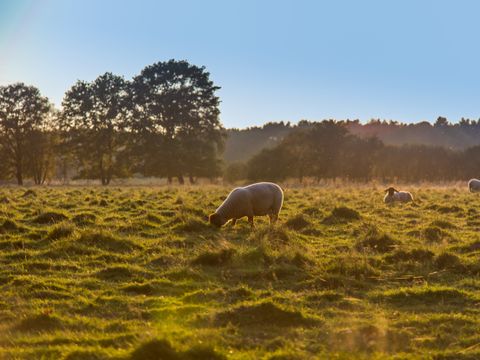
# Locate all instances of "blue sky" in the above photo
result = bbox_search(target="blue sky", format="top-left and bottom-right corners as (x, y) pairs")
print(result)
(1, 0), (479, 128)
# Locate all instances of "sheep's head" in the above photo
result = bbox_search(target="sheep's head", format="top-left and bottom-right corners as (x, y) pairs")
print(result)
(209, 213), (225, 228)
(385, 187), (398, 196)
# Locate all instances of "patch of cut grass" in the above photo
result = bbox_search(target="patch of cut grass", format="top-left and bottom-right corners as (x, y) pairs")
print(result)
(14, 313), (64, 333)
(376, 286), (474, 306)
(385, 248), (434, 263)
(95, 265), (144, 282)
(285, 214), (310, 230)
(323, 206), (361, 224)
(355, 226), (397, 253)
(32, 211), (68, 224)
(192, 248), (236, 266)
(77, 230), (141, 253)
(215, 301), (318, 327)
(72, 212), (96, 225)
(46, 223), (75, 240)
(129, 339), (226, 360)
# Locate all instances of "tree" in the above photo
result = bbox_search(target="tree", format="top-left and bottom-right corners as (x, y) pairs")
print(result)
(25, 126), (57, 185)
(0, 83), (51, 185)
(60, 73), (128, 185)
(130, 59), (224, 183)
(224, 161), (248, 183)
(434, 116), (449, 127)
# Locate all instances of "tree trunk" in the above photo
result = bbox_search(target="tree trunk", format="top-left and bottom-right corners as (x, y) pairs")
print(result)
(189, 175), (196, 184)
(167, 176), (173, 184)
(177, 175), (185, 185)
(16, 167), (23, 186)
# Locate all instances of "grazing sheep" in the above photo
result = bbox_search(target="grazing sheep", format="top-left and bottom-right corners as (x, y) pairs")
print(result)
(384, 187), (413, 204)
(468, 179), (480, 193)
(209, 182), (284, 228)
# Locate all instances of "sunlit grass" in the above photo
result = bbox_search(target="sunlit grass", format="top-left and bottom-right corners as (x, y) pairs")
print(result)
(0, 185), (479, 359)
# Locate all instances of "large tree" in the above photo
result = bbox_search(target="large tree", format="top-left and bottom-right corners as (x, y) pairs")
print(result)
(0, 83), (52, 185)
(130, 59), (224, 183)
(60, 72), (128, 185)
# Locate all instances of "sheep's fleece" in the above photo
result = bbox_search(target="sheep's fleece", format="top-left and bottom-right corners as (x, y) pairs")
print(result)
(384, 188), (413, 203)
(210, 182), (283, 226)
(468, 179), (480, 192)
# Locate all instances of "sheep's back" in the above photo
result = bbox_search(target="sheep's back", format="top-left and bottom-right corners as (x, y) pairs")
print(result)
(244, 182), (283, 215)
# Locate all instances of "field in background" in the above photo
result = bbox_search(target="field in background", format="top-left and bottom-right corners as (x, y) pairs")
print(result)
(0, 186), (479, 359)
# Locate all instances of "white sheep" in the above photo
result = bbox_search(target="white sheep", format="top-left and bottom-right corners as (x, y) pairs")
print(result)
(468, 179), (480, 193)
(209, 182), (284, 228)
(384, 187), (413, 204)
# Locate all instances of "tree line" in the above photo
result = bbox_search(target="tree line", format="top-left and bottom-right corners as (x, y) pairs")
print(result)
(226, 121), (480, 183)
(2, 63), (480, 185)
(0, 60), (225, 185)
(224, 117), (480, 163)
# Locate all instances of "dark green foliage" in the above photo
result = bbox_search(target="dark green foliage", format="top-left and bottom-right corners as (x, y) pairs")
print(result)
(0, 83), (51, 185)
(46, 223), (74, 240)
(72, 213), (96, 225)
(32, 211), (68, 224)
(77, 231), (140, 252)
(176, 219), (211, 232)
(285, 214), (310, 230)
(129, 59), (224, 182)
(192, 249), (236, 266)
(215, 301), (317, 327)
(64, 350), (108, 360)
(431, 220), (457, 229)
(379, 287), (472, 306)
(437, 206), (463, 214)
(95, 265), (137, 281)
(129, 339), (226, 360)
(14, 313), (64, 333)
(183, 346), (226, 360)
(60, 73), (129, 185)
(424, 226), (446, 243)
(21, 189), (37, 197)
(323, 206), (361, 224)
(130, 339), (180, 360)
(385, 248), (434, 263)
(122, 282), (156, 295)
(0, 219), (19, 232)
(356, 227), (397, 253)
(435, 253), (463, 270)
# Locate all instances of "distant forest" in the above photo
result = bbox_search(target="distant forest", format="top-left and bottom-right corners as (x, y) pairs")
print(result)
(2, 58), (480, 185)
(224, 117), (480, 163)
(225, 119), (480, 183)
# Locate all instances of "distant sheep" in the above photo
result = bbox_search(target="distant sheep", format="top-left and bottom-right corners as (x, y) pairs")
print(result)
(468, 179), (480, 193)
(384, 187), (413, 204)
(209, 182), (284, 228)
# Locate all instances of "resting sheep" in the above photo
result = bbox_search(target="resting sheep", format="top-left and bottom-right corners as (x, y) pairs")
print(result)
(384, 187), (413, 204)
(468, 179), (480, 193)
(209, 182), (283, 228)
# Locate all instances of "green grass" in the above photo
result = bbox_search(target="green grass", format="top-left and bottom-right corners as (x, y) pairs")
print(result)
(1, 185), (480, 359)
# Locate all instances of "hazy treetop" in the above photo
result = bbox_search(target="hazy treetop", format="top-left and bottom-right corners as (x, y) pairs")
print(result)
(1, 0), (480, 127)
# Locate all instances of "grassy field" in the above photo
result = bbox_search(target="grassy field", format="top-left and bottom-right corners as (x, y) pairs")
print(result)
(0, 185), (479, 359)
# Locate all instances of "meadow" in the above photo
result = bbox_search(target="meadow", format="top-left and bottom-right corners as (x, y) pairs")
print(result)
(0, 185), (479, 360)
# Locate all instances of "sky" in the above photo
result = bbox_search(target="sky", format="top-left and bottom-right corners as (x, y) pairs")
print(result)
(1, 0), (480, 128)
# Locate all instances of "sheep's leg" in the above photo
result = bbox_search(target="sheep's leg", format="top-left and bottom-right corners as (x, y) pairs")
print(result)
(230, 218), (237, 227)
(269, 214), (278, 225)
(248, 216), (255, 228)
